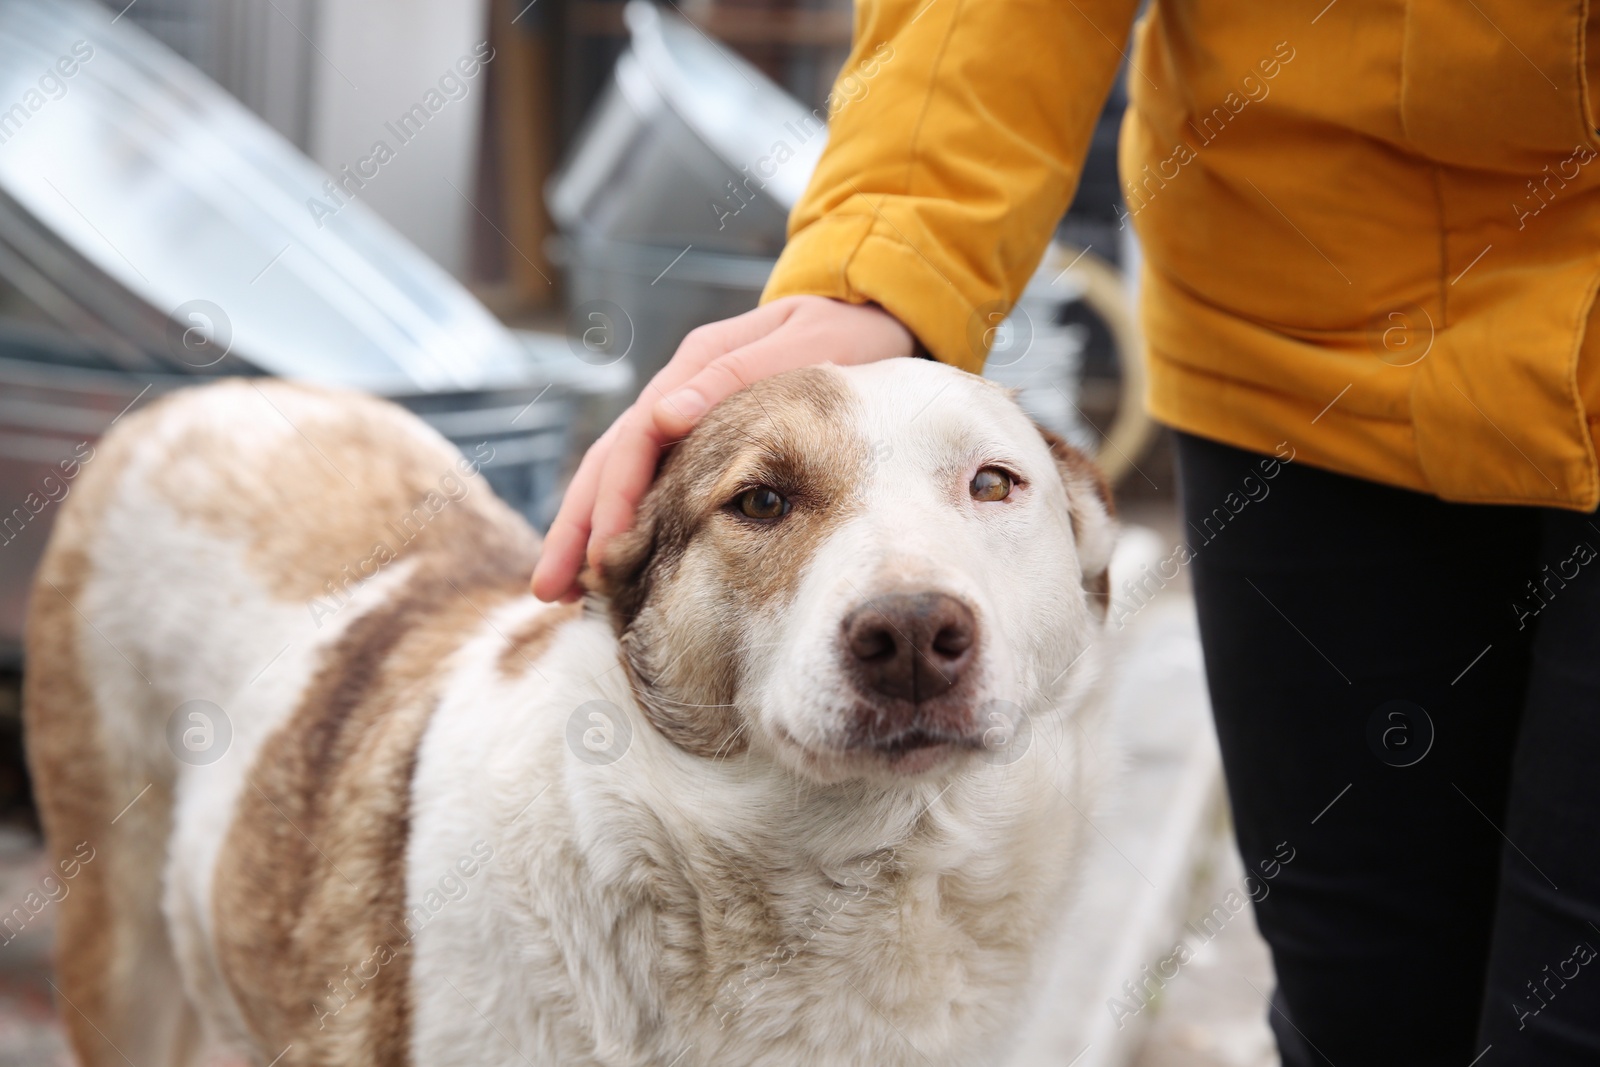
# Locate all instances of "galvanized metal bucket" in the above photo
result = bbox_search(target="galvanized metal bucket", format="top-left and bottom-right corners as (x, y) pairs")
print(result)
(0, 325), (605, 664)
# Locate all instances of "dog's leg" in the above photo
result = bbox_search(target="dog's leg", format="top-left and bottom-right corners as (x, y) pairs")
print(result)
(25, 595), (203, 1064)
(23, 445), (201, 1067)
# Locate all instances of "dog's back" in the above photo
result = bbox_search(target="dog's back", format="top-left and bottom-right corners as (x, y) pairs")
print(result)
(23, 380), (539, 1066)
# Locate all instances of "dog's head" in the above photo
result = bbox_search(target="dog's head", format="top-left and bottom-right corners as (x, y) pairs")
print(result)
(594, 360), (1114, 783)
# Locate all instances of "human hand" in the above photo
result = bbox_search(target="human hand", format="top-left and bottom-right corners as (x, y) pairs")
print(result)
(531, 295), (915, 602)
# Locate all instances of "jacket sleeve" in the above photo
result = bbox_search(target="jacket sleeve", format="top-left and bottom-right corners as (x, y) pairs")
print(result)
(761, 0), (1141, 372)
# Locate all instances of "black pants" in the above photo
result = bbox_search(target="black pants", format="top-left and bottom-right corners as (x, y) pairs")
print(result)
(1173, 431), (1600, 1067)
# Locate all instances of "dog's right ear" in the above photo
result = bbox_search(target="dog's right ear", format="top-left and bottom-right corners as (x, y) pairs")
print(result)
(1035, 425), (1117, 620)
(589, 492), (664, 631)
(584, 458), (750, 761)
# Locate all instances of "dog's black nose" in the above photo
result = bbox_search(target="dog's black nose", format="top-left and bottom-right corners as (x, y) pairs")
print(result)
(842, 593), (977, 704)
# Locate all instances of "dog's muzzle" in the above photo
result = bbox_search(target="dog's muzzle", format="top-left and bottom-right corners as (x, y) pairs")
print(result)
(838, 592), (981, 755)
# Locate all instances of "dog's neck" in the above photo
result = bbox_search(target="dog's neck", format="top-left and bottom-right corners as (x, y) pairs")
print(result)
(568, 702), (1084, 1062)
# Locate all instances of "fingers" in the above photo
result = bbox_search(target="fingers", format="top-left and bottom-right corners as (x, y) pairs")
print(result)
(649, 297), (914, 437)
(652, 333), (811, 438)
(629, 302), (794, 421)
(659, 300), (797, 388)
(584, 405), (679, 572)
(557, 303), (802, 581)
(531, 423), (616, 600)
(620, 340), (808, 557)
(532, 297), (906, 601)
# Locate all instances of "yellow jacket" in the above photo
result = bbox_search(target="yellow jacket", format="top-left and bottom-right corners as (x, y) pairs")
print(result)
(763, 0), (1600, 509)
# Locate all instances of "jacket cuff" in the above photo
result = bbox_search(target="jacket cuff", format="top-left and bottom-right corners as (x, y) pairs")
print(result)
(761, 214), (985, 375)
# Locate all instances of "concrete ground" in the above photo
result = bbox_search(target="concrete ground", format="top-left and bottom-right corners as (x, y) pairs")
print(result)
(1116, 500), (1279, 1067)
(1128, 826), (1279, 1067)
(0, 826), (70, 1067)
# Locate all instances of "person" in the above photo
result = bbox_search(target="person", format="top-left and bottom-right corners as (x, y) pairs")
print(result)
(532, 1), (1600, 1062)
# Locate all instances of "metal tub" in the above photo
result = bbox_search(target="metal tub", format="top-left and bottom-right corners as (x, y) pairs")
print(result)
(0, 325), (593, 665)
(546, 0), (824, 257)
(0, 0), (531, 390)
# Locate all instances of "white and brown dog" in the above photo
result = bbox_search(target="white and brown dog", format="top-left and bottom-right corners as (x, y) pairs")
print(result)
(23, 358), (1114, 1067)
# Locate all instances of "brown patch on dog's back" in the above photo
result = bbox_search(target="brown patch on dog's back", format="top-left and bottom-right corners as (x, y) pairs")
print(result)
(598, 367), (866, 761)
(210, 456), (542, 1066)
(148, 381), (508, 604)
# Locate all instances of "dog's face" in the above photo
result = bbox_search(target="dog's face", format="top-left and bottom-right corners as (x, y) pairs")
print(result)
(598, 360), (1114, 783)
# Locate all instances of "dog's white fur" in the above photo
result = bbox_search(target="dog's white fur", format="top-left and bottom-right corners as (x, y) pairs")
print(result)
(24, 359), (1114, 1067)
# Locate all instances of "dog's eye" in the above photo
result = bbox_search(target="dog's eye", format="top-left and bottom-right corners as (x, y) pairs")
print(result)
(970, 467), (1013, 502)
(737, 486), (789, 521)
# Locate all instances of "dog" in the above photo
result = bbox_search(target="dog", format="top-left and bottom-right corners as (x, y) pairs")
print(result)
(23, 358), (1115, 1067)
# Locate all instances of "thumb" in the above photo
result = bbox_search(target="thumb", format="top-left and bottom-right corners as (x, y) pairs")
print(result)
(651, 338), (801, 438)
(651, 381), (716, 439)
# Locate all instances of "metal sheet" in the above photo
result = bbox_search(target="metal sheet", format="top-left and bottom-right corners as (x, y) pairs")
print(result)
(0, 0), (530, 392)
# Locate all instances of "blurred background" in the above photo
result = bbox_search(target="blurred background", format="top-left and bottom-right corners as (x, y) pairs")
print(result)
(0, 0), (1271, 1063)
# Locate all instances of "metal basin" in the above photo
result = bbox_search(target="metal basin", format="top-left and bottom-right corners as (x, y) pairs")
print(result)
(0, 0), (530, 391)
(0, 325), (600, 664)
(546, 0), (825, 257)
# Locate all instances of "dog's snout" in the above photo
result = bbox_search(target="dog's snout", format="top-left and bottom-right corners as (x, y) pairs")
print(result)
(842, 593), (977, 703)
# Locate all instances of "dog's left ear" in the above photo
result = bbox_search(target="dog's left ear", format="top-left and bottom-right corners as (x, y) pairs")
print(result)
(1036, 425), (1117, 620)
